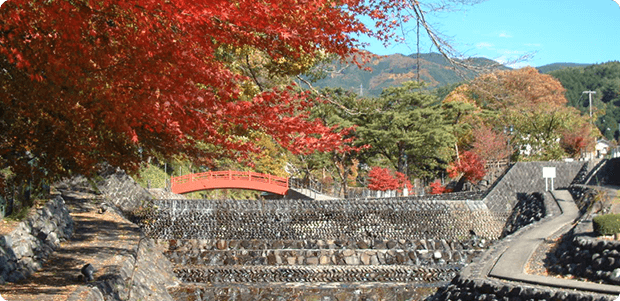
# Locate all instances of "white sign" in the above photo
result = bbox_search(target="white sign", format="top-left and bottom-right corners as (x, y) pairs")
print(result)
(543, 167), (556, 191)
(542, 167), (556, 179)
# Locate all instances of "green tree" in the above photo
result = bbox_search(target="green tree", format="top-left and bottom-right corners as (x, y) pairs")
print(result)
(291, 88), (367, 198)
(549, 62), (620, 140)
(448, 67), (597, 161)
(505, 105), (593, 161)
(355, 81), (455, 180)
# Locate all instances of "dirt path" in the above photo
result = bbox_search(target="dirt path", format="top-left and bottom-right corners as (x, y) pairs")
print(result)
(0, 188), (141, 301)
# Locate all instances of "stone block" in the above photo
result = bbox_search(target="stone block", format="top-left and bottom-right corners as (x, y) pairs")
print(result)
(356, 241), (369, 249)
(344, 256), (360, 265)
(370, 255), (380, 265)
(319, 256), (330, 265)
(609, 268), (620, 284)
(342, 249), (355, 257)
(266, 253), (277, 265)
(306, 257), (319, 265)
(286, 257), (297, 265)
(216, 240), (227, 250)
(361, 253), (371, 265)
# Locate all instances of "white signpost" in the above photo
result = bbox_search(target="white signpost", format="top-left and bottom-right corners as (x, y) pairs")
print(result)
(542, 167), (556, 192)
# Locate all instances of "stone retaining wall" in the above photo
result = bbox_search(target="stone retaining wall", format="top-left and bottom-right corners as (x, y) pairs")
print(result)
(502, 192), (546, 236)
(549, 235), (620, 285)
(141, 198), (508, 241)
(83, 236), (178, 301)
(176, 265), (460, 283)
(431, 182), (618, 300)
(169, 283), (441, 300)
(483, 161), (586, 213)
(0, 196), (73, 283)
(95, 165), (152, 212)
(164, 238), (486, 268)
(544, 186), (620, 287)
(436, 274), (614, 301)
(587, 158), (620, 186)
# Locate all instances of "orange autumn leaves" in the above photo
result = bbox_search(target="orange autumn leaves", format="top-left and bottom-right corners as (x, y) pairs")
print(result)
(444, 67), (597, 165)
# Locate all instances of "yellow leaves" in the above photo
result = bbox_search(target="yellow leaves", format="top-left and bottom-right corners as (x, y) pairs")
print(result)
(470, 67), (567, 110)
(443, 84), (477, 107)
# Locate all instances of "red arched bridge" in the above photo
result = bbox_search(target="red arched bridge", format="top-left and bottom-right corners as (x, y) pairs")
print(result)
(170, 170), (289, 195)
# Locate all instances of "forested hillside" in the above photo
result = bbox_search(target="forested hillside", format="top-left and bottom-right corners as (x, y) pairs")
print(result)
(536, 63), (591, 74)
(307, 53), (505, 97)
(548, 62), (620, 140)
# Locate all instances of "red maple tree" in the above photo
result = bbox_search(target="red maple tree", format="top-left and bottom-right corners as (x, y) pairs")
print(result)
(394, 171), (413, 193)
(0, 0), (407, 185)
(367, 166), (411, 192)
(429, 179), (451, 195)
(447, 151), (486, 184)
(367, 167), (399, 192)
(560, 123), (595, 158)
(470, 124), (511, 162)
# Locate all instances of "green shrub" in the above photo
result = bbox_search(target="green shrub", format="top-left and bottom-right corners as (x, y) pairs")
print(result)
(134, 164), (169, 189)
(593, 213), (620, 236)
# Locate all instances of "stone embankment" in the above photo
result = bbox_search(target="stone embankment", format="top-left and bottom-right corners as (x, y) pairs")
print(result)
(163, 237), (486, 284)
(549, 236), (620, 285)
(0, 172), (178, 301)
(0, 196), (74, 283)
(0, 160), (602, 300)
(142, 198), (506, 241)
(139, 196), (494, 296)
(432, 159), (620, 301)
(83, 171), (178, 300)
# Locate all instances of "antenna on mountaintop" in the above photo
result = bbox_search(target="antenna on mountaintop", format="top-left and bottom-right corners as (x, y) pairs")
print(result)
(360, 83), (363, 96)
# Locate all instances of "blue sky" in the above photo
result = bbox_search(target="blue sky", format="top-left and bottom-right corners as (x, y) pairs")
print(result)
(359, 0), (620, 67)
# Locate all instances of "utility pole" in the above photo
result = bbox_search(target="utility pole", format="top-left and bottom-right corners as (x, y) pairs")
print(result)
(583, 90), (597, 160)
(583, 90), (596, 118)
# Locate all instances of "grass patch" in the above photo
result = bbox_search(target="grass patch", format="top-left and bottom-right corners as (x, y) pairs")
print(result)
(4, 206), (30, 222)
(593, 213), (620, 236)
(134, 164), (169, 189)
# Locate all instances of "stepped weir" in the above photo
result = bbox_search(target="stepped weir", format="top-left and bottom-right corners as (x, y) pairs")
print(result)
(126, 161), (589, 299)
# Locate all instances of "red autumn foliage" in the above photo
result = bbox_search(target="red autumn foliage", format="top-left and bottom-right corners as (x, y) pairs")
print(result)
(560, 125), (594, 158)
(0, 0), (408, 184)
(447, 151), (486, 184)
(368, 167), (399, 192)
(367, 167), (412, 192)
(394, 171), (413, 192)
(471, 124), (511, 162)
(429, 180), (451, 195)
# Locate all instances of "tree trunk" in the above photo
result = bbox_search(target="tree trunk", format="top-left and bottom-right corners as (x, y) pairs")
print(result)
(397, 143), (408, 175)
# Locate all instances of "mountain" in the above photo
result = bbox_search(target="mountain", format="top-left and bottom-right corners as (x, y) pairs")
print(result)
(306, 52), (508, 97)
(536, 63), (592, 74)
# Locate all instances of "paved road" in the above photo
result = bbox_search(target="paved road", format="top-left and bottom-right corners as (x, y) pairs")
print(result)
(489, 190), (620, 295)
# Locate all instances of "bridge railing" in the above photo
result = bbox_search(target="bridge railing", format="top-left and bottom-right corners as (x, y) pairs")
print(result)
(288, 177), (326, 194)
(171, 170), (289, 190)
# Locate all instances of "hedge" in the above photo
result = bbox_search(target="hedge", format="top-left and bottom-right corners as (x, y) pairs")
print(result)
(593, 213), (620, 236)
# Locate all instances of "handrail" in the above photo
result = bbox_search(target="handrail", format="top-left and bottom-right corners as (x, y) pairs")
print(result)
(170, 170), (289, 193)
